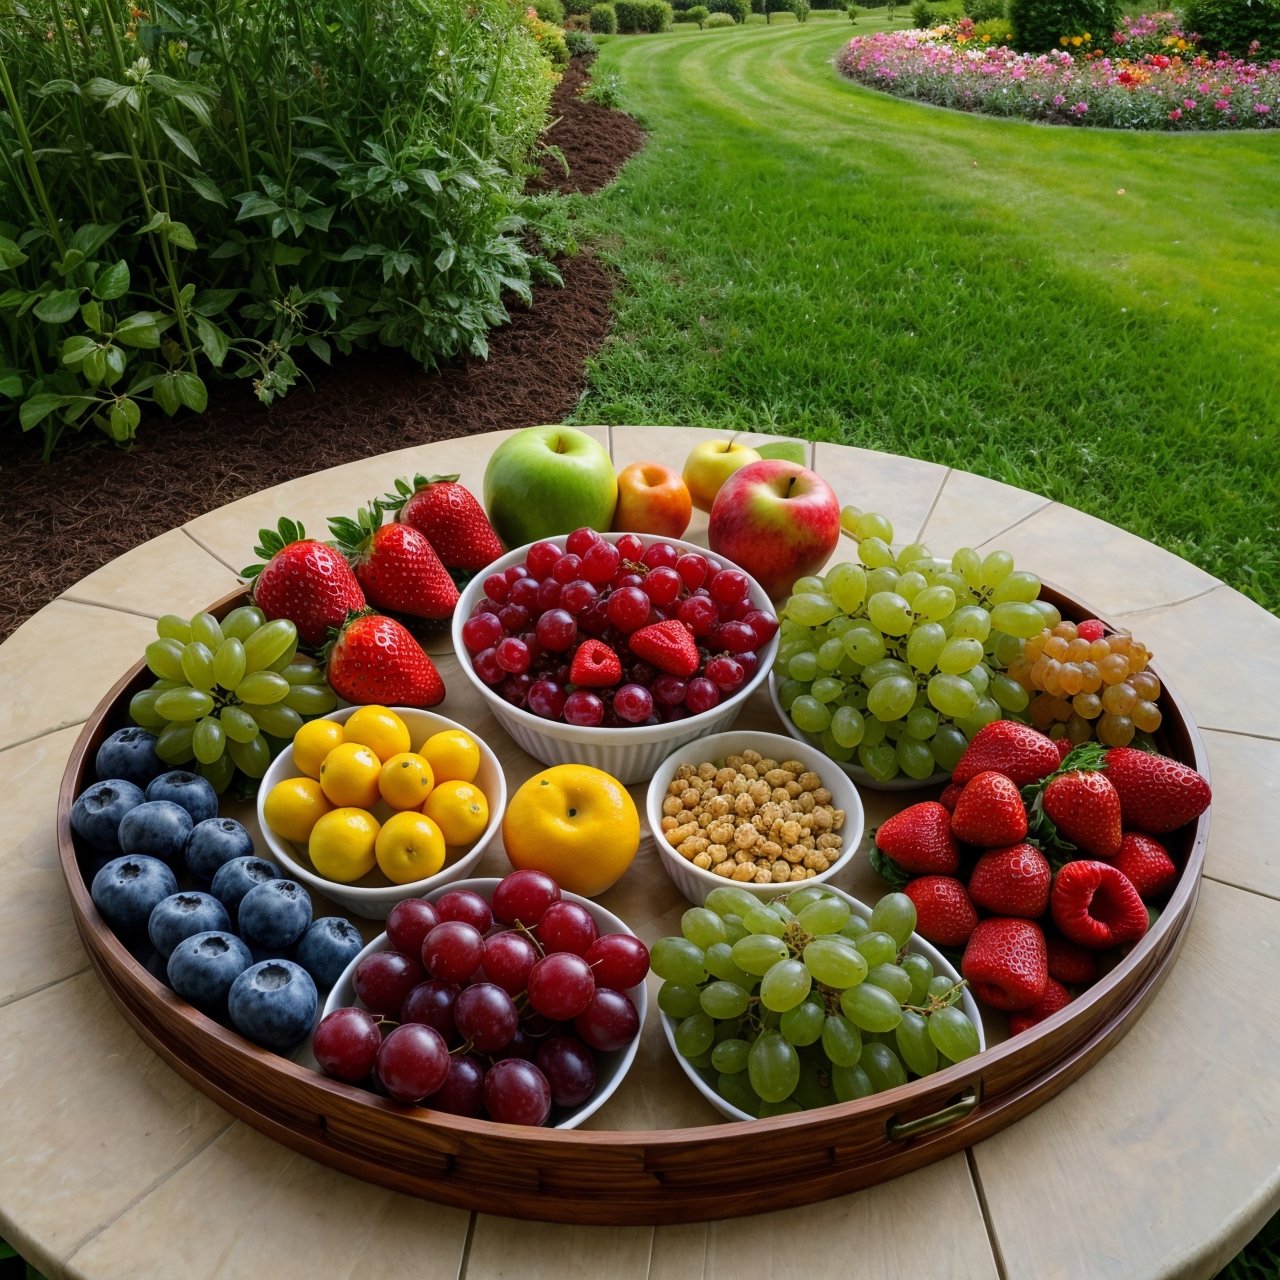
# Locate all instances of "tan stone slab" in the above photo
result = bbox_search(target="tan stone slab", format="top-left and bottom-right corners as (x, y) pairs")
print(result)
(1123, 587), (1280, 738)
(0, 602), (156, 751)
(1200, 729), (1280, 899)
(60, 527), (240, 620)
(974, 502), (1218, 617)
(649, 1155), (996, 1280)
(0, 726), (91, 1004)
(972, 878), (1280, 1280)
(919, 466), (1052, 559)
(814, 442), (948, 546)
(0, 970), (232, 1270)
(467, 1214), (654, 1280)
(66, 1122), (469, 1280)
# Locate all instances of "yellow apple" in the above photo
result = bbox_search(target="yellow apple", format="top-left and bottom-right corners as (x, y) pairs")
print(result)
(681, 438), (763, 512)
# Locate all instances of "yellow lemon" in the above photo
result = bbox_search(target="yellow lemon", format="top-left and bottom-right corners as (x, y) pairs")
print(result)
(318, 742), (382, 809)
(423, 780), (489, 846)
(375, 811), (447, 885)
(309, 807), (380, 883)
(292, 718), (346, 780)
(418, 728), (480, 784)
(263, 776), (333, 844)
(343, 705), (410, 762)
(502, 764), (639, 897)
(379, 752), (436, 811)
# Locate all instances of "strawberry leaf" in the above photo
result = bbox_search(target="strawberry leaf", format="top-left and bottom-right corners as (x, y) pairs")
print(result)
(868, 846), (912, 889)
(243, 516), (306, 577)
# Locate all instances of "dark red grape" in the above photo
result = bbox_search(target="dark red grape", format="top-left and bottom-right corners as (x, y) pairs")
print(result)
(535, 608), (577, 652)
(685, 677), (720, 714)
(473, 646), (503, 685)
(526, 541), (563, 577)
(574, 988), (640, 1052)
(353, 950), (422, 1016)
(535, 1036), (597, 1108)
(492, 870), (561, 926)
(552, 553), (583, 584)
(563, 690), (605, 727)
(375, 1023), (450, 1103)
(677, 594), (717, 637)
(421, 920), (484, 983)
(461, 612), (503, 653)
(481, 929), (539, 995)
(313, 1007), (382, 1083)
(401, 978), (460, 1042)
(482, 573), (509, 603)
(455, 982), (519, 1052)
(484, 1058), (552, 1126)
(434, 889), (493, 933)
(537, 900), (599, 956)
(385, 898), (441, 958)
(606, 585), (650, 633)
(581, 540), (621, 584)
(527, 952), (596, 1020)
(527, 678), (568, 720)
(613, 682), (655, 724)
(429, 1053), (486, 1117)
(585, 932), (650, 989)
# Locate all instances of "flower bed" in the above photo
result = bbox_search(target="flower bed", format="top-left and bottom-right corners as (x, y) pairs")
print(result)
(836, 16), (1280, 128)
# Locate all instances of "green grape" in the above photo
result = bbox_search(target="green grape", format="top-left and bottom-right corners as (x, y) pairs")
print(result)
(759, 959), (811, 1013)
(1030, 598), (1062, 628)
(791, 575), (828, 596)
(928, 975), (961, 1001)
(857, 536), (895, 569)
(860, 1042), (908, 1092)
(191, 716), (225, 766)
(748, 1030), (800, 1104)
(197, 752), (235, 794)
(743, 906), (786, 938)
(154, 687), (215, 722)
(210, 637), (247, 690)
(826, 562), (867, 614)
(991, 630), (1024, 667)
(786, 593), (838, 627)
(787, 651), (820, 683)
(865, 963), (912, 1003)
(767, 900), (795, 923)
(951, 604), (992, 642)
(803, 937), (868, 988)
(952, 546), (982, 589)
(854, 931), (898, 967)
(931, 723), (969, 772)
(896, 571), (927, 604)
(843, 625), (886, 665)
(862, 658), (912, 687)
(717, 1071), (761, 1117)
(840, 983), (903, 1033)
(905, 706), (938, 739)
(242, 618), (298, 674)
(961, 664), (990, 695)
(784, 885), (826, 912)
(156, 614), (193, 643)
(990, 601), (1046, 639)
(711, 1039), (751, 1074)
(792, 1057), (837, 1111)
(795, 895), (849, 935)
(832, 1063), (875, 1102)
(913, 584), (956, 622)
(776, 677), (807, 711)
(867, 591), (912, 636)
(247, 702), (305, 740)
(980, 550), (1015, 590)
(706, 886), (761, 919)
(651, 937), (708, 985)
(189, 611), (224, 650)
(869, 892), (917, 946)
(180, 641), (216, 692)
(700, 981), (752, 1020)
(816, 638), (845, 672)
(821, 1013), (863, 1067)
(853, 511), (894, 542)
(658, 981), (702, 1019)
(839, 915), (870, 942)
(779, 999), (825, 1048)
(759, 1099), (804, 1118)
(991, 672), (1031, 712)
(897, 738), (937, 780)
(129, 688), (165, 729)
(896, 1011), (939, 1077)
(819, 729), (855, 763)
(681, 907), (727, 949)
(937, 637), (984, 675)
(280, 659), (323, 685)
(704, 942), (752, 986)
(675, 1012), (715, 1059)
(865, 566), (901, 596)
(900, 952), (934, 1004)
(283, 683), (339, 717)
(830, 705), (865, 749)
(956, 698), (1001, 738)
(928, 1006), (981, 1062)
(145, 638), (186, 682)
(868, 675), (916, 722)
(928, 673), (980, 718)
(990, 570), (1040, 604)
(811, 676), (844, 704)
(906, 622), (946, 673)
(227, 734), (270, 778)
(156, 721), (196, 764)
(219, 705), (260, 744)
(221, 605), (266, 641)
(789, 695), (831, 735)
(234, 671), (290, 705)
(731, 934), (789, 976)
(857, 742), (897, 781)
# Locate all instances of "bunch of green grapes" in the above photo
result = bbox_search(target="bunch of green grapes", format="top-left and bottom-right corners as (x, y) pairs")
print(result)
(654, 885), (981, 1117)
(773, 508), (1061, 783)
(129, 606), (338, 792)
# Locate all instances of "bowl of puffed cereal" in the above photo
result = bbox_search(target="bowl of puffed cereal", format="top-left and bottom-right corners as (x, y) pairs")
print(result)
(646, 731), (865, 904)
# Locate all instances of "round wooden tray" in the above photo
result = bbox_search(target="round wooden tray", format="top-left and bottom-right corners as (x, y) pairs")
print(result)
(56, 585), (1210, 1226)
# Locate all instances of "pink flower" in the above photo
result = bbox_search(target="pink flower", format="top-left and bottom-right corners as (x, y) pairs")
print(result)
(1072, 100), (1088, 114)
(1052, 93), (1065, 105)
(1168, 107), (1182, 118)
(1214, 98), (1230, 109)
(1255, 102), (1271, 113)
(1184, 97), (1197, 107)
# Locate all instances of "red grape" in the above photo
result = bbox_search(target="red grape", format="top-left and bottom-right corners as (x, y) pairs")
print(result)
(455, 982), (519, 1053)
(385, 898), (441, 958)
(353, 950), (422, 1016)
(536, 608), (577, 651)
(559, 579), (598, 614)
(495, 636), (531, 674)
(401, 978), (460, 1042)
(527, 678), (568, 720)
(641, 541), (678, 569)
(585, 932), (650, 989)
(434, 889), (493, 933)
(473, 646), (503, 685)
(709, 568), (749, 604)
(484, 1058), (552, 1126)
(508, 576), (540, 610)
(536, 578), (562, 612)
(706, 655), (746, 692)
(566, 527), (601, 556)
(492, 869), (561, 926)
(482, 573), (509, 603)
(677, 594), (717, 637)
(527, 541), (563, 577)
(645, 565), (682, 607)
(527, 952), (596, 1020)
(615, 533), (644, 560)
(676, 553), (709, 590)
(606, 585), (650, 632)
(461, 612), (503, 653)
(685, 677), (720, 714)
(313, 1007), (382, 1083)
(552, 553), (583, 584)
(535, 1036), (597, 1108)
(652, 674), (687, 706)
(376, 1023), (450, 1103)
(581, 540), (621, 584)
(429, 1053), (486, 1117)
(421, 920), (484, 983)
(613, 682), (655, 724)
(574, 988), (640, 1053)
(563, 690), (605, 727)
(537, 900), (599, 956)
(481, 929), (539, 994)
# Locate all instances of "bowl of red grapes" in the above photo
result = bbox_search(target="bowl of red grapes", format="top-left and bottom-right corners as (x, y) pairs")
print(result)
(451, 529), (780, 785)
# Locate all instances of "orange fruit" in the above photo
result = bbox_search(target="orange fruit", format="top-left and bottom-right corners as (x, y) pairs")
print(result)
(263, 776), (332, 843)
(502, 764), (639, 897)
(343, 705), (410, 762)
(379, 752), (435, 810)
(292, 718), (345, 780)
(308, 807), (380, 882)
(423, 780), (489, 846)
(319, 742), (382, 809)
(375, 811), (447, 885)
(418, 728), (480, 784)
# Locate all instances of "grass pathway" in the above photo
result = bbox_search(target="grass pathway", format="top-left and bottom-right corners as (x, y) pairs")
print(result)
(569, 17), (1280, 610)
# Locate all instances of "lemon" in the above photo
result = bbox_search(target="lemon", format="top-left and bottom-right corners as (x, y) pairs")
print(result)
(263, 776), (333, 843)
(343, 705), (411, 762)
(291, 718), (346, 780)
(309, 807), (380, 883)
(423, 780), (489, 846)
(375, 811), (447, 885)
(379, 752), (436, 811)
(319, 742), (382, 809)
(418, 728), (480, 785)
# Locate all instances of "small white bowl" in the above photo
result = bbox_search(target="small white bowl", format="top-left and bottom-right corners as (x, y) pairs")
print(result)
(320, 877), (648, 1130)
(658, 884), (985, 1122)
(450, 533), (780, 786)
(256, 706), (507, 920)
(767, 673), (950, 791)
(646, 730), (865, 905)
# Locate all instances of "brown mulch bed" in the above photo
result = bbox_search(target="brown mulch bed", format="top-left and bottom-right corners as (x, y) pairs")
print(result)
(0, 54), (645, 644)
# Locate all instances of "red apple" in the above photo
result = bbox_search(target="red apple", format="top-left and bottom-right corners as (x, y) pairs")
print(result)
(612, 461), (693, 539)
(708, 460), (840, 600)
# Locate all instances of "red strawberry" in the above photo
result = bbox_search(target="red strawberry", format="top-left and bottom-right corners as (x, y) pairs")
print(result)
(569, 639), (622, 688)
(871, 802), (959, 886)
(902, 876), (979, 948)
(324, 611), (445, 707)
(1104, 747), (1211, 834)
(628, 619), (699, 678)
(1113, 832), (1178, 900)
(384, 474), (504, 572)
(1008, 977), (1072, 1035)
(951, 772), (1028, 847)
(1042, 768), (1123, 858)
(1050, 860), (1148, 950)
(961, 917), (1048, 1012)
(951, 721), (1061, 788)
(1054, 737), (1074, 763)
(1076, 618), (1106, 643)
(329, 504), (459, 621)
(1044, 931), (1099, 986)
(967, 843), (1051, 918)
(937, 780), (964, 812)
(242, 517), (366, 648)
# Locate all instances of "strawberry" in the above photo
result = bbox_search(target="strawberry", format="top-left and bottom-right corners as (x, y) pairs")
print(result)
(1039, 754), (1123, 859)
(967, 843), (1051, 918)
(951, 721), (1061, 788)
(902, 876), (979, 948)
(242, 517), (366, 649)
(1050, 860), (1148, 950)
(329, 504), (459, 621)
(324, 611), (445, 708)
(1008, 977), (1072, 1035)
(628, 619), (700, 678)
(1076, 618), (1106, 643)
(937, 780), (964, 812)
(950, 772), (1028, 847)
(383, 474), (504, 573)
(961, 917), (1048, 1012)
(1054, 737), (1074, 763)
(1044, 931), (1099, 986)
(1104, 747), (1212, 834)
(569, 639), (622, 687)
(870, 802), (959, 887)
(1113, 832), (1178, 900)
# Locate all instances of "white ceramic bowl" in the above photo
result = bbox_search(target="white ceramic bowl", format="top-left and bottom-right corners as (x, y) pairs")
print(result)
(256, 706), (507, 920)
(767, 673), (950, 791)
(450, 533), (780, 786)
(657, 884), (986, 1122)
(320, 878), (648, 1130)
(646, 730), (865, 905)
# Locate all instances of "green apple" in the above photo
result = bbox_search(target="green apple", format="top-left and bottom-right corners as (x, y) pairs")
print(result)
(483, 426), (617, 546)
(755, 440), (807, 465)
(682, 438), (763, 513)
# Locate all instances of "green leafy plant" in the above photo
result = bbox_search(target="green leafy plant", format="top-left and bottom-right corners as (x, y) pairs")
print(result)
(590, 1), (620, 29)
(582, 71), (625, 106)
(707, 0), (752, 20)
(689, 3), (712, 21)
(1183, 0), (1280, 57)
(792, 0), (812, 20)
(535, 0), (568, 20)
(966, 0), (1005, 20)
(911, 0), (934, 23)
(614, 0), (675, 27)
(704, 10), (739, 22)
(1007, 0), (1118, 50)
(564, 27), (600, 52)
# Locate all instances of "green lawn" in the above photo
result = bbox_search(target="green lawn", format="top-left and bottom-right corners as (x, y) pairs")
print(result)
(567, 15), (1280, 611)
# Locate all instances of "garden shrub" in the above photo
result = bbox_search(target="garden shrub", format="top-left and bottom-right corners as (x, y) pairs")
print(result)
(615, 0), (674, 26)
(564, 27), (600, 51)
(564, 0), (597, 14)
(525, 13), (572, 65)
(0, 0), (558, 456)
(1007, 0), (1118, 51)
(848, 5), (860, 19)
(1183, 0), (1280, 56)
(971, 15), (1015, 38)
(675, 4), (713, 20)
(590, 2), (619, 29)
(793, 0), (812, 19)
(911, 0), (934, 24)
(708, 0), (753, 18)
(965, 0), (1005, 21)
(705, 10), (739, 22)
(535, 0), (567, 21)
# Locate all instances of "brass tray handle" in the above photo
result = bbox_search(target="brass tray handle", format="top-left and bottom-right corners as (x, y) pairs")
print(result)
(887, 1091), (979, 1141)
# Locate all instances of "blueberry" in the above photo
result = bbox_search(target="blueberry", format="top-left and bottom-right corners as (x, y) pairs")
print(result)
(148, 892), (232, 959)
(168, 930), (254, 1014)
(185, 817), (254, 882)
(228, 959), (318, 1053)
(71, 779), (146, 854)
(118, 800), (193, 863)
(95, 727), (165, 787)
(145, 770), (219, 825)
(295, 917), (365, 990)
(238, 879), (312, 950)
(90, 855), (179, 935)
(210, 856), (280, 916)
